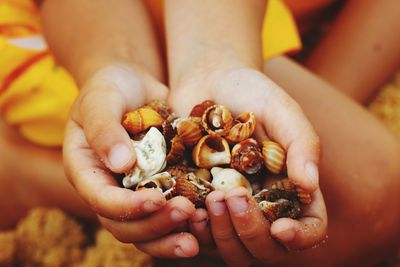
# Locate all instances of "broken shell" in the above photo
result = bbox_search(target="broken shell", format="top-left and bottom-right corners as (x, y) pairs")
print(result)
(194, 168), (212, 182)
(262, 140), (286, 174)
(122, 127), (166, 188)
(145, 100), (173, 120)
(231, 138), (263, 175)
(172, 117), (204, 146)
(210, 167), (252, 194)
(166, 136), (185, 165)
(190, 100), (216, 117)
(192, 135), (231, 168)
(202, 105), (233, 136)
(176, 172), (214, 207)
(226, 112), (256, 143)
(135, 172), (176, 199)
(122, 108), (164, 135)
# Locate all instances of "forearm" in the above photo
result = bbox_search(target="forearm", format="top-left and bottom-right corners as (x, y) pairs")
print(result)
(41, 0), (164, 85)
(165, 0), (266, 87)
(306, 0), (400, 103)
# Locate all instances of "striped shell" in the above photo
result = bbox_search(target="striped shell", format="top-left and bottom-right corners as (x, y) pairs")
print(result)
(176, 172), (214, 207)
(262, 140), (286, 174)
(296, 187), (313, 204)
(166, 136), (185, 165)
(202, 105), (233, 136)
(192, 135), (231, 168)
(231, 138), (263, 175)
(136, 172), (176, 199)
(210, 167), (252, 194)
(173, 117), (204, 146)
(190, 100), (216, 117)
(122, 108), (164, 135)
(226, 112), (256, 143)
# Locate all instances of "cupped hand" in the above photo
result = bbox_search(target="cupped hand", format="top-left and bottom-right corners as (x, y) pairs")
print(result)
(168, 64), (327, 264)
(63, 63), (199, 258)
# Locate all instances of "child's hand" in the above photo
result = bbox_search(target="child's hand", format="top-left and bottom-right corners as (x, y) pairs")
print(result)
(63, 64), (199, 258)
(168, 64), (328, 264)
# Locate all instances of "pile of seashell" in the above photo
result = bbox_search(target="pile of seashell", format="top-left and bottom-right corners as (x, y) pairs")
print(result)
(120, 100), (311, 222)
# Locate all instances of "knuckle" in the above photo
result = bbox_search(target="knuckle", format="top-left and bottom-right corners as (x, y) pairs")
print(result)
(213, 229), (236, 242)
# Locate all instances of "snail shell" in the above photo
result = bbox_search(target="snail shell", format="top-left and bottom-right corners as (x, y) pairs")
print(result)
(122, 127), (166, 188)
(176, 172), (214, 207)
(122, 108), (164, 135)
(202, 105), (234, 136)
(210, 167), (252, 194)
(258, 199), (300, 222)
(136, 172), (176, 199)
(226, 112), (256, 143)
(192, 135), (231, 168)
(231, 138), (263, 175)
(296, 188), (312, 205)
(145, 100), (173, 120)
(166, 136), (185, 165)
(262, 140), (286, 174)
(172, 117), (204, 147)
(190, 100), (216, 117)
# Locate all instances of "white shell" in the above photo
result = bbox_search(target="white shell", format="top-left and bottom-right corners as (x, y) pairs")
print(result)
(123, 127), (167, 188)
(192, 135), (231, 168)
(210, 167), (252, 194)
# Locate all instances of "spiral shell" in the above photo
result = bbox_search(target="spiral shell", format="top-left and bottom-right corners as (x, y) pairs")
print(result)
(296, 188), (312, 205)
(122, 108), (164, 135)
(192, 135), (231, 168)
(231, 138), (263, 175)
(226, 112), (256, 143)
(172, 117), (204, 146)
(210, 167), (252, 194)
(145, 100), (173, 120)
(176, 172), (214, 207)
(190, 100), (216, 117)
(166, 136), (185, 165)
(202, 105), (233, 136)
(258, 199), (296, 222)
(136, 172), (176, 199)
(122, 127), (166, 188)
(262, 140), (286, 174)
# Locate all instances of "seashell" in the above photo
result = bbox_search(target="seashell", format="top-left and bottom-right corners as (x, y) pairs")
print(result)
(210, 167), (252, 194)
(122, 127), (166, 188)
(166, 136), (185, 165)
(190, 100), (216, 117)
(231, 138), (263, 175)
(296, 187), (312, 204)
(136, 172), (176, 199)
(166, 164), (195, 178)
(262, 140), (286, 174)
(202, 105), (234, 136)
(122, 108), (164, 135)
(258, 199), (299, 222)
(192, 135), (231, 168)
(145, 100), (173, 120)
(172, 117), (204, 146)
(176, 172), (214, 207)
(226, 112), (256, 143)
(194, 168), (212, 182)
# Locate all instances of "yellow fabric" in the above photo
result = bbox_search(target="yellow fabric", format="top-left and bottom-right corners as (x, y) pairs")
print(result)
(262, 0), (302, 60)
(0, 0), (300, 146)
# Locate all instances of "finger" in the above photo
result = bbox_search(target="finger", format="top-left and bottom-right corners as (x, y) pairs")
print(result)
(206, 191), (253, 267)
(270, 188), (328, 250)
(189, 208), (213, 246)
(98, 196), (195, 243)
(135, 232), (199, 259)
(63, 120), (166, 220)
(225, 187), (287, 264)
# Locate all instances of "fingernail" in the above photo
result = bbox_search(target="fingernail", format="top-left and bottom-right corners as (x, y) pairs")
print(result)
(170, 209), (189, 222)
(108, 143), (132, 170)
(174, 246), (187, 257)
(191, 218), (208, 232)
(209, 201), (226, 216)
(275, 228), (296, 243)
(142, 200), (163, 213)
(227, 196), (248, 215)
(305, 162), (319, 189)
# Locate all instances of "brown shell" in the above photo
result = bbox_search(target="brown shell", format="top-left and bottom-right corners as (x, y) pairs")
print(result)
(226, 112), (256, 143)
(190, 100), (216, 117)
(122, 108), (164, 134)
(262, 140), (286, 174)
(296, 187), (312, 205)
(194, 168), (211, 182)
(166, 164), (195, 178)
(161, 117), (176, 145)
(145, 100), (173, 120)
(231, 138), (263, 175)
(174, 117), (204, 146)
(135, 172), (177, 200)
(192, 135), (231, 168)
(166, 136), (185, 165)
(258, 199), (300, 222)
(175, 172), (214, 207)
(202, 105), (234, 136)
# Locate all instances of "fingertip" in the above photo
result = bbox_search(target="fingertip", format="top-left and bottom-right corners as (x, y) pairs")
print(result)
(175, 233), (200, 258)
(270, 218), (298, 245)
(107, 142), (136, 173)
